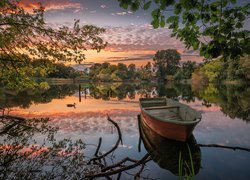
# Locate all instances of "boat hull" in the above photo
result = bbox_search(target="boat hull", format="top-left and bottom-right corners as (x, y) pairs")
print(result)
(141, 110), (198, 141)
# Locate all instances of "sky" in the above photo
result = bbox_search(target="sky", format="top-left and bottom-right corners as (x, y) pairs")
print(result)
(19, 0), (249, 66)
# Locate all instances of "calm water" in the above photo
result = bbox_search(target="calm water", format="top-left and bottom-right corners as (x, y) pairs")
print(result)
(0, 83), (250, 179)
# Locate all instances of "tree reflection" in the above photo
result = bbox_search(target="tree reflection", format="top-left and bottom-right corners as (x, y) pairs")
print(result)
(0, 115), (153, 179)
(1, 82), (249, 122)
(193, 84), (250, 121)
(0, 115), (86, 179)
(0, 85), (78, 109)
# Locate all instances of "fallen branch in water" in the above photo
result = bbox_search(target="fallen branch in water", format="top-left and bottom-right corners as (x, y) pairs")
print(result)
(85, 154), (151, 178)
(94, 137), (102, 157)
(87, 115), (123, 165)
(198, 144), (250, 152)
(101, 157), (138, 172)
(86, 115), (152, 179)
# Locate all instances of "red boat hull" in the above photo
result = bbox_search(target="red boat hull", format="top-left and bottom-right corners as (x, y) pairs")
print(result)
(141, 110), (197, 142)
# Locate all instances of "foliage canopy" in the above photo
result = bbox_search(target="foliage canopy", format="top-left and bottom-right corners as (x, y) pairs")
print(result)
(118, 0), (250, 60)
(153, 49), (181, 79)
(0, 0), (107, 89)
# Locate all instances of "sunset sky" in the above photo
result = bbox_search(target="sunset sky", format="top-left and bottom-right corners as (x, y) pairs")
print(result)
(20, 0), (249, 66)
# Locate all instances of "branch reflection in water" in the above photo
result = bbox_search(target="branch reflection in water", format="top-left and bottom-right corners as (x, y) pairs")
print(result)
(0, 114), (250, 179)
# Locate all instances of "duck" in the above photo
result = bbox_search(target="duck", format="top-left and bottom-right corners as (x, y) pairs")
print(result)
(66, 103), (76, 108)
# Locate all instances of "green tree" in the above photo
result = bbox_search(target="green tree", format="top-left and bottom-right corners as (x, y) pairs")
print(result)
(116, 63), (128, 80)
(118, 0), (249, 60)
(139, 62), (153, 81)
(153, 49), (181, 79)
(89, 63), (102, 81)
(47, 63), (78, 79)
(128, 63), (136, 80)
(182, 61), (196, 79)
(238, 55), (250, 80)
(0, 0), (106, 89)
(192, 58), (224, 83)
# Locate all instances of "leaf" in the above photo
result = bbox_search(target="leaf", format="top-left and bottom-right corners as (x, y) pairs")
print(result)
(174, 3), (182, 15)
(151, 19), (159, 28)
(160, 16), (165, 27)
(230, 0), (236, 4)
(151, 8), (160, 17)
(165, 0), (175, 6)
(131, 2), (140, 11)
(193, 41), (199, 50)
(144, 1), (151, 10)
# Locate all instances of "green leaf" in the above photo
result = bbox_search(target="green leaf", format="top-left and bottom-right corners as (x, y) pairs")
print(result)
(143, 1), (151, 10)
(151, 19), (159, 28)
(174, 3), (182, 15)
(160, 16), (165, 27)
(230, 0), (236, 4)
(165, 0), (175, 6)
(151, 8), (160, 17)
(120, 2), (128, 9)
(193, 41), (199, 50)
(131, 2), (140, 11)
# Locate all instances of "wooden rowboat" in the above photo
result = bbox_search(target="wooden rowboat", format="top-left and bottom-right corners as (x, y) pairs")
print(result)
(139, 98), (201, 141)
(138, 115), (201, 176)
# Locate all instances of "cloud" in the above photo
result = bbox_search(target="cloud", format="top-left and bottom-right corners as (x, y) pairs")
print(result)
(105, 55), (153, 63)
(100, 4), (107, 8)
(102, 24), (185, 52)
(101, 24), (203, 62)
(116, 11), (127, 16)
(19, 0), (82, 12)
(111, 11), (133, 16)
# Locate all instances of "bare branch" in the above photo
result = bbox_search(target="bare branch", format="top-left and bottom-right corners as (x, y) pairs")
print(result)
(88, 115), (123, 164)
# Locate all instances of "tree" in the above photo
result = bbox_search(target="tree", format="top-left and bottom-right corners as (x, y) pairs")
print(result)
(0, 0), (107, 89)
(192, 58), (224, 83)
(47, 63), (78, 79)
(118, 0), (249, 60)
(127, 63), (136, 80)
(139, 62), (153, 81)
(238, 55), (250, 80)
(182, 61), (196, 79)
(153, 49), (181, 79)
(116, 63), (128, 80)
(89, 63), (102, 81)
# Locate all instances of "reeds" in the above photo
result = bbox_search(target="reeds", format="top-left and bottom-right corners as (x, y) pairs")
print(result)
(178, 144), (195, 180)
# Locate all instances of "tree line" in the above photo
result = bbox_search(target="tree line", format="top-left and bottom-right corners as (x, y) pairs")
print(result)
(192, 55), (250, 84)
(88, 62), (153, 82)
(0, 0), (249, 90)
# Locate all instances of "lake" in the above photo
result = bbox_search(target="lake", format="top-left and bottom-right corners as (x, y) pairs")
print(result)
(0, 82), (250, 179)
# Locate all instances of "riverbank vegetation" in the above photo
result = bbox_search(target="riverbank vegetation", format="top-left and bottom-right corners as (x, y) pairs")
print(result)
(192, 55), (250, 84)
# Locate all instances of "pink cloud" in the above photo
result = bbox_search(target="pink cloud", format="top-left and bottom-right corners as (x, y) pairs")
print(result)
(101, 24), (203, 62)
(19, 0), (82, 12)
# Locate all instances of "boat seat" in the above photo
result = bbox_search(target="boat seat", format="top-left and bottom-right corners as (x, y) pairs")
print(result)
(144, 106), (180, 110)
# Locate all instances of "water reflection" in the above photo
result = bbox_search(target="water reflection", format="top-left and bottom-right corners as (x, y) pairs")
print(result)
(0, 116), (87, 179)
(138, 115), (201, 177)
(1, 83), (249, 121)
(193, 84), (250, 121)
(0, 84), (78, 109)
(0, 82), (250, 179)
